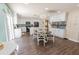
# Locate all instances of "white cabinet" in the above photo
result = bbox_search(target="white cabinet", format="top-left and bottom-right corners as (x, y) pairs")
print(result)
(50, 12), (66, 22)
(49, 12), (66, 38)
(14, 28), (22, 38)
(57, 29), (65, 38)
(30, 27), (38, 35)
(50, 28), (65, 38)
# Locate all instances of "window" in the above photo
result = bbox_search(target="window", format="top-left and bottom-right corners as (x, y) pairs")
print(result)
(34, 22), (39, 27)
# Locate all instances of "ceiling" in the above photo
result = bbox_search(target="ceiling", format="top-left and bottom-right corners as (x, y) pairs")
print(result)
(8, 3), (79, 17)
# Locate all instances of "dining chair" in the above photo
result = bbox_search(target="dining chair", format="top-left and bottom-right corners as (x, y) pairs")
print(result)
(47, 31), (55, 46)
(32, 29), (37, 40)
(37, 31), (47, 46)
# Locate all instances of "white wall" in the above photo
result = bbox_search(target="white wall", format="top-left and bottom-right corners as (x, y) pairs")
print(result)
(66, 9), (79, 42)
(17, 17), (44, 32)
(13, 13), (17, 25)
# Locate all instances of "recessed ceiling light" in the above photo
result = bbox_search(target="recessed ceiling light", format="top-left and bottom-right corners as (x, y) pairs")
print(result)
(45, 8), (49, 10)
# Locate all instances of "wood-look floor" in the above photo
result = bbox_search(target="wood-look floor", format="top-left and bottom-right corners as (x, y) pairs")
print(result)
(15, 32), (79, 55)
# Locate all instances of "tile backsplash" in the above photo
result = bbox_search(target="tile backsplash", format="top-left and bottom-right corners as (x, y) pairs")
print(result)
(51, 21), (66, 29)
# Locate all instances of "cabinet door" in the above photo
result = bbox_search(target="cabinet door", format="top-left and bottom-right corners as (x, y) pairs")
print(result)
(57, 29), (65, 38)
(51, 28), (65, 38)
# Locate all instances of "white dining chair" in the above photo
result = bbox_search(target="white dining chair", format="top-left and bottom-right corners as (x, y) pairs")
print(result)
(37, 31), (47, 46)
(32, 29), (38, 40)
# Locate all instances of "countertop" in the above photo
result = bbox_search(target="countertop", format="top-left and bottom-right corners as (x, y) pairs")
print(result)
(0, 40), (17, 55)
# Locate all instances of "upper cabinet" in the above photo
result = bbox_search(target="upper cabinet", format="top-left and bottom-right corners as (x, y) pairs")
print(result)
(49, 12), (66, 22)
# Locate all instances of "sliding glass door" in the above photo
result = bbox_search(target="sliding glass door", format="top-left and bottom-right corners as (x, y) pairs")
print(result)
(6, 14), (14, 41)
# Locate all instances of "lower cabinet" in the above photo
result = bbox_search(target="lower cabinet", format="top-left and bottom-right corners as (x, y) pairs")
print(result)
(50, 28), (65, 38)
(14, 28), (22, 38)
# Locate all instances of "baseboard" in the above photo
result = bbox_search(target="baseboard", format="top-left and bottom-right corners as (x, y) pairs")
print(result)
(55, 36), (64, 39)
(67, 38), (79, 43)
(63, 37), (79, 43)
